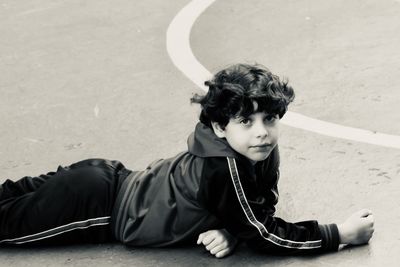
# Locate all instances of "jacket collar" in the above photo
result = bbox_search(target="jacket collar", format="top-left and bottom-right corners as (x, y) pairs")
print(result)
(187, 122), (239, 158)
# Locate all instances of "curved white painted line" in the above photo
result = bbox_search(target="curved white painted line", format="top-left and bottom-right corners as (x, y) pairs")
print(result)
(283, 113), (400, 148)
(166, 0), (400, 149)
(167, 0), (213, 90)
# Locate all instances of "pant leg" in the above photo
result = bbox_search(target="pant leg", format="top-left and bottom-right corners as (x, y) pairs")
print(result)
(0, 158), (129, 246)
(0, 171), (56, 202)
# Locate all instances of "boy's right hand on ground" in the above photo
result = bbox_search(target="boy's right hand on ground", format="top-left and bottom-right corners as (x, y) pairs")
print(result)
(337, 209), (375, 245)
(197, 229), (238, 258)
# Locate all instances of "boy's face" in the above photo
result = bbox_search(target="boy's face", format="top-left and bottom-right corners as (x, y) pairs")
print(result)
(212, 102), (279, 164)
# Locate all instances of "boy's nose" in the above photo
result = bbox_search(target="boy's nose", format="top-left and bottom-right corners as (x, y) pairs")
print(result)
(254, 122), (269, 138)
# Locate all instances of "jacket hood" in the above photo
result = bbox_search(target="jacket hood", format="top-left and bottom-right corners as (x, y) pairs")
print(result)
(187, 122), (240, 158)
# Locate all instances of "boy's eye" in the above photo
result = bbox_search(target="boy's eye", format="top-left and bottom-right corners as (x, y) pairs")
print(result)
(265, 114), (277, 122)
(239, 118), (251, 125)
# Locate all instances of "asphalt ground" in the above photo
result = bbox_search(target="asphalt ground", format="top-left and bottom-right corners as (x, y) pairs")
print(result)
(1, 0), (400, 266)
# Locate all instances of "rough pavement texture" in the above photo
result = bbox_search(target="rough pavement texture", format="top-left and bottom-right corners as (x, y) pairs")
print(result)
(1, 0), (400, 266)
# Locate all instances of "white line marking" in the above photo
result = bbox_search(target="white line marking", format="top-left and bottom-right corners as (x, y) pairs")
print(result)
(167, 0), (213, 90)
(283, 112), (400, 149)
(166, 0), (400, 149)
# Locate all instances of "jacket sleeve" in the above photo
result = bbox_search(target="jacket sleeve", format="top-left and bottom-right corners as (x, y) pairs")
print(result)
(200, 157), (340, 255)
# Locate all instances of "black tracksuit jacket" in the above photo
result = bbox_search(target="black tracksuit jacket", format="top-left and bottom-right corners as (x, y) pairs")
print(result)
(111, 122), (340, 253)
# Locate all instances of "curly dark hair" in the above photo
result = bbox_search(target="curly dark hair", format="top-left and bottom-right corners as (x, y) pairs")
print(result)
(191, 63), (295, 128)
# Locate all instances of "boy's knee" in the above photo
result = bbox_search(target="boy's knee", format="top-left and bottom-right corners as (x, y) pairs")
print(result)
(68, 158), (125, 171)
(67, 167), (110, 192)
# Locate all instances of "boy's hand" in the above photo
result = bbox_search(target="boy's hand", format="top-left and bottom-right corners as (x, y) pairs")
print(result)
(338, 209), (375, 245)
(197, 229), (238, 258)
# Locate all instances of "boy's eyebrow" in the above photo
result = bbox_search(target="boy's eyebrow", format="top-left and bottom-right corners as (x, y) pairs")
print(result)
(233, 113), (250, 118)
(234, 111), (276, 118)
(231, 115), (246, 120)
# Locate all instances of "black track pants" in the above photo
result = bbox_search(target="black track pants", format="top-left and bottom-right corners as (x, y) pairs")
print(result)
(0, 158), (131, 246)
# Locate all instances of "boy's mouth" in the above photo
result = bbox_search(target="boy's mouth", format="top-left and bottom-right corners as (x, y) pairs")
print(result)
(251, 143), (270, 148)
(250, 144), (271, 151)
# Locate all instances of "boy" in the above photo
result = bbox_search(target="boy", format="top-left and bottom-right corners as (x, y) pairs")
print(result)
(0, 63), (374, 258)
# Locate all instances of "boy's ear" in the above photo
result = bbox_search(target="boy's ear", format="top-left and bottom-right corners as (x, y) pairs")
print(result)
(211, 121), (226, 138)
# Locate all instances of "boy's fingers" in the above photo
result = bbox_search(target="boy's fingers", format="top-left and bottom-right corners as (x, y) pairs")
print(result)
(370, 228), (375, 235)
(358, 209), (372, 218)
(366, 215), (375, 226)
(202, 234), (216, 246)
(210, 243), (226, 254)
(197, 231), (212, 244)
(197, 233), (205, 244)
(215, 248), (231, 258)
(360, 213), (374, 224)
(366, 214), (374, 221)
(206, 240), (224, 251)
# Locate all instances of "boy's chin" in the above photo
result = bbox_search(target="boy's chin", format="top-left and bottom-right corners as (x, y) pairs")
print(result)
(247, 153), (271, 164)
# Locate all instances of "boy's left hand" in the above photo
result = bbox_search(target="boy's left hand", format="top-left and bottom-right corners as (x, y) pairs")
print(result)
(197, 229), (238, 258)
